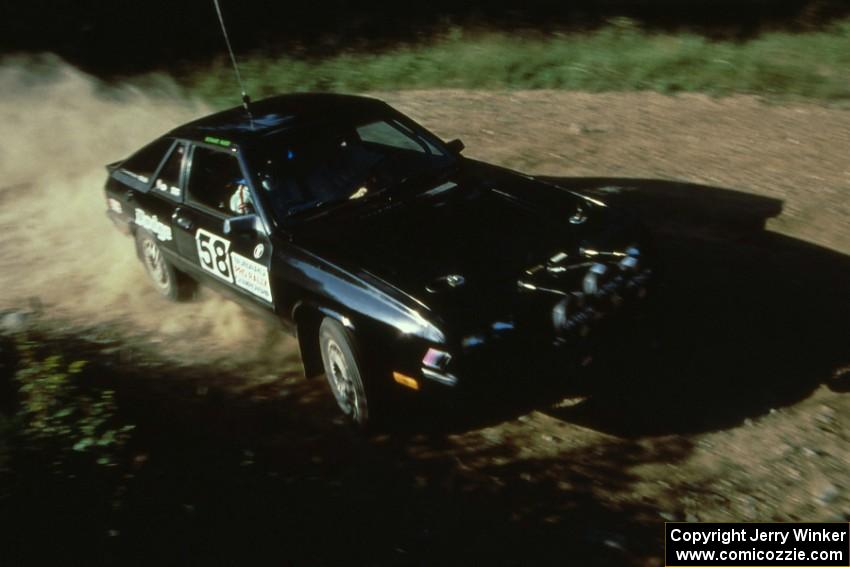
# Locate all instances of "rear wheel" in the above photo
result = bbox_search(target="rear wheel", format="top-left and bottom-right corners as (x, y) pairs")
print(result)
(319, 317), (370, 427)
(135, 230), (195, 301)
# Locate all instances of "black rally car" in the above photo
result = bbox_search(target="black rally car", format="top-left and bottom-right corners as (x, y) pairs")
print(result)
(104, 93), (654, 426)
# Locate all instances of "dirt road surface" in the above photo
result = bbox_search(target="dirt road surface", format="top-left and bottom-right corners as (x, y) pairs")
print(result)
(1, 62), (848, 565)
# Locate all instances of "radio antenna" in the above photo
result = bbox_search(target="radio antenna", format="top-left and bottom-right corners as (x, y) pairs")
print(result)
(212, 0), (254, 128)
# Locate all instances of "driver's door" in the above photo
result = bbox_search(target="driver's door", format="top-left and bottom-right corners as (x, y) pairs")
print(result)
(173, 143), (275, 307)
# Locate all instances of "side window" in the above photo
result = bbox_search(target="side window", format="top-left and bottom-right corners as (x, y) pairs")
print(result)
(121, 138), (173, 184)
(152, 143), (186, 201)
(356, 121), (427, 153)
(188, 146), (251, 215)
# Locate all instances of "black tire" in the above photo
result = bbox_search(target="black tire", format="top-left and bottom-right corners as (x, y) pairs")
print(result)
(318, 317), (371, 427)
(135, 230), (195, 301)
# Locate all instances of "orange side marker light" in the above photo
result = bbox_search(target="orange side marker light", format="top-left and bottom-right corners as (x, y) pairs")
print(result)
(393, 372), (420, 391)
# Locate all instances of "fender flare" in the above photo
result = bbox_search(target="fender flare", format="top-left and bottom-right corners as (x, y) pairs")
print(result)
(291, 301), (357, 379)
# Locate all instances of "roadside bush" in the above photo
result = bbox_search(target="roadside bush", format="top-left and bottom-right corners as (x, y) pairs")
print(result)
(1, 336), (137, 563)
(11, 339), (134, 472)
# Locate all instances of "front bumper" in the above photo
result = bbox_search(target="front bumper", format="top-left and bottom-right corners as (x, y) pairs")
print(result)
(408, 268), (658, 393)
(462, 303), (652, 385)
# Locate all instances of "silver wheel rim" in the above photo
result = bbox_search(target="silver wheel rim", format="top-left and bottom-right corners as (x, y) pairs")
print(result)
(326, 338), (358, 417)
(142, 238), (169, 291)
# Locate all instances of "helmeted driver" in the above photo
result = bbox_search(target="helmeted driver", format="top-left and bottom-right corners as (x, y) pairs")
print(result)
(228, 179), (254, 215)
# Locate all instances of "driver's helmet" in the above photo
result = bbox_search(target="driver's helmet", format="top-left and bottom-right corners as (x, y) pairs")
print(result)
(228, 178), (254, 214)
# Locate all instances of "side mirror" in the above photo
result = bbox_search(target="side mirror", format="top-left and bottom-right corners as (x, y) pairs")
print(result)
(446, 138), (465, 154)
(224, 213), (264, 236)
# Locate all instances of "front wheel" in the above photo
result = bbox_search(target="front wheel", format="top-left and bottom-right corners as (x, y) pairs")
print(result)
(318, 317), (370, 427)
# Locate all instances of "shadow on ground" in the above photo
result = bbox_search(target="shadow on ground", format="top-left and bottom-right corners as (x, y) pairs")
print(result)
(3, 177), (848, 565)
(1, 330), (670, 566)
(537, 177), (850, 436)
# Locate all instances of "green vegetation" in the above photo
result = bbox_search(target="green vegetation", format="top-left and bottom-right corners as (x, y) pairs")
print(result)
(184, 19), (850, 104)
(9, 338), (134, 472)
(1, 333), (138, 561)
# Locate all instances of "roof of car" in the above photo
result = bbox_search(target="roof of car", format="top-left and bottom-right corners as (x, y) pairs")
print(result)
(169, 93), (389, 145)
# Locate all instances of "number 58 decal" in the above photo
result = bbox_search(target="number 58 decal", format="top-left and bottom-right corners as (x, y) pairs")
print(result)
(196, 228), (233, 283)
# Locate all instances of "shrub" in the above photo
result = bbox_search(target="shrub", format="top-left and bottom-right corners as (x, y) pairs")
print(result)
(13, 340), (134, 471)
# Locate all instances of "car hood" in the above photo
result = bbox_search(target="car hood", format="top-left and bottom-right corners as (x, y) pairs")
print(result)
(293, 162), (641, 328)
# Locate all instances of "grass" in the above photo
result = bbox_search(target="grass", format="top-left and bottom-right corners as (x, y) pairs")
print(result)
(180, 18), (850, 106)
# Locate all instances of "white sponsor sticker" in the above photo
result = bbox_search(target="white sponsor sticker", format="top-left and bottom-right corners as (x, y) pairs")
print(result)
(154, 178), (181, 198)
(194, 230), (272, 302)
(135, 208), (172, 241)
(195, 229), (233, 283)
(231, 252), (273, 302)
(107, 197), (123, 214)
(253, 243), (264, 259)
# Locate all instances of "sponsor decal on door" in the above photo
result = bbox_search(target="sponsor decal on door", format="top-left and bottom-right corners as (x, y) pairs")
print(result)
(195, 229), (272, 302)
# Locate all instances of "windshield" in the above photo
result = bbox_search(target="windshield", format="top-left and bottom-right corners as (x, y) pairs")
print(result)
(252, 114), (455, 223)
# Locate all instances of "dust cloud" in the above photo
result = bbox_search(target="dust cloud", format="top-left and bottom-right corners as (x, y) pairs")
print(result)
(0, 56), (296, 366)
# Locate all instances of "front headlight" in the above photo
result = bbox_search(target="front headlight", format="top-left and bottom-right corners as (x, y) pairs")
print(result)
(551, 292), (585, 332)
(582, 263), (609, 295)
(422, 347), (452, 371)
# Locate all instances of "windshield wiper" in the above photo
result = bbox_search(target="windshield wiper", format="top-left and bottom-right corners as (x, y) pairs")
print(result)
(285, 198), (349, 217)
(286, 185), (393, 222)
